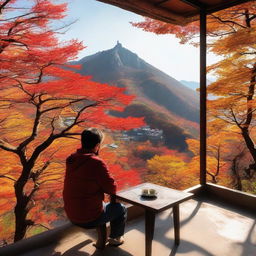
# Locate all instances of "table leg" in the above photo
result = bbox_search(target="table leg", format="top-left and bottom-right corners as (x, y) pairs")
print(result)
(145, 210), (155, 256)
(173, 205), (180, 245)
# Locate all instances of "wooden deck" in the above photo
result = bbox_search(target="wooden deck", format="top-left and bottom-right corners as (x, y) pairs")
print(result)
(2, 197), (254, 256)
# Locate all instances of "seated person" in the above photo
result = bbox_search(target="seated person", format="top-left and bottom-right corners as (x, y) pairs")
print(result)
(63, 128), (127, 247)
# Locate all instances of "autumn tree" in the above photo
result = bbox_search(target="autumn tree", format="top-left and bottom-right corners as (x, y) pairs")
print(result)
(186, 129), (235, 187)
(0, 0), (143, 242)
(133, 2), (256, 192)
(146, 154), (197, 189)
(127, 141), (195, 190)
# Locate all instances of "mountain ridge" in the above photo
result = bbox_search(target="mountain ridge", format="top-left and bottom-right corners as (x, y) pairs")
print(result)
(71, 42), (199, 151)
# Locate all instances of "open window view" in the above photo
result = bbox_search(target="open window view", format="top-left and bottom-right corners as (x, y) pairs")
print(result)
(0, 0), (255, 254)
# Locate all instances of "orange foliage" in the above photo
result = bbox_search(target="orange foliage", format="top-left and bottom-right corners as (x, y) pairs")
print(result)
(0, 0), (144, 242)
(146, 154), (197, 189)
(133, 2), (256, 193)
(132, 3), (256, 45)
(119, 140), (195, 190)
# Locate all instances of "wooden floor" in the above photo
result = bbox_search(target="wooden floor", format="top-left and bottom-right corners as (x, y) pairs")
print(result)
(12, 198), (256, 256)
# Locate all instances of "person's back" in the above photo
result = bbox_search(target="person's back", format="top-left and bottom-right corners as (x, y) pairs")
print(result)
(63, 128), (127, 248)
(63, 150), (116, 223)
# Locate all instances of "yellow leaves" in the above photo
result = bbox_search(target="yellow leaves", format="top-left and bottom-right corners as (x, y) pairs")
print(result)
(187, 156), (199, 174)
(146, 154), (196, 189)
(4, 112), (30, 128)
(207, 155), (219, 171)
(133, 2), (256, 192)
(147, 155), (186, 172)
(206, 14), (256, 130)
(208, 65), (252, 97)
(0, 106), (34, 144)
(39, 165), (63, 185)
(48, 137), (79, 158)
(208, 97), (241, 115)
(207, 119), (226, 134)
(0, 151), (21, 179)
(211, 28), (256, 55)
(186, 138), (199, 155)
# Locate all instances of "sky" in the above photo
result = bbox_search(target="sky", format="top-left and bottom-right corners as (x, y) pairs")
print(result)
(61, 0), (219, 82)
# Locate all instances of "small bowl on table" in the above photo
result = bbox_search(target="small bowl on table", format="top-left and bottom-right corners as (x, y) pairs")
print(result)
(141, 188), (157, 198)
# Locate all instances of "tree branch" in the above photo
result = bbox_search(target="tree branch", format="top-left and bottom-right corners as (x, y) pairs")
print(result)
(24, 63), (52, 85)
(248, 14), (256, 22)
(27, 101), (100, 168)
(0, 38), (28, 49)
(59, 102), (100, 134)
(14, 79), (34, 98)
(27, 183), (39, 201)
(33, 223), (50, 230)
(7, 15), (46, 36)
(0, 0), (12, 14)
(211, 14), (247, 29)
(230, 107), (242, 128)
(0, 11), (40, 22)
(0, 139), (17, 153)
(17, 103), (41, 151)
(240, 52), (256, 55)
(0, 174), (16, 182)
(39, 178), (62, 185)
(30, 161), (51, 182)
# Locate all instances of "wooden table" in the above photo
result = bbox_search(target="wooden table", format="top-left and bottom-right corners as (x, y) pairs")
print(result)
(116, 183), (193, 256)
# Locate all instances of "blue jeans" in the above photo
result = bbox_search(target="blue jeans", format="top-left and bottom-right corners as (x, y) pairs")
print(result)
(73, 202), (127, 238)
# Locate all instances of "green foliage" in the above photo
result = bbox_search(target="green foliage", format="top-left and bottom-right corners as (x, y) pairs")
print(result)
(242, 180), (256, 195)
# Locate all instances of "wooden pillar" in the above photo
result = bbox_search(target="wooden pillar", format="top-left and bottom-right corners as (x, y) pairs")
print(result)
(200, 9), (207, 185)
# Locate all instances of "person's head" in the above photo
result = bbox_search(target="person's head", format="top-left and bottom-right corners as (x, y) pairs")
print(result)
(81, 128), (104, 154)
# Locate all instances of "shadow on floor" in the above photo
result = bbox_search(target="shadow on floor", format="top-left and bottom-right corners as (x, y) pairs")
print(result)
(124, 200), (214, 256)
(52, 240), (92, 256)
(169, 240), (214, 256)
(52, 240), (134, 256)
(234, 220), (256, 256)
(19, 198), (255, 256)
(126, 201), (202, 246)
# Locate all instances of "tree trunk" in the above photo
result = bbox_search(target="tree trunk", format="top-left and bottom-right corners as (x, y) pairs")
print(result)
(241, 128), (256, 164)
(14, 201), (28, 242)
(206, 171), (217, 183)
(13, 138), (50, 241)
(13, 167), (33, 242)
(240, 63), (256, 171)
(231, 156), (242, 191)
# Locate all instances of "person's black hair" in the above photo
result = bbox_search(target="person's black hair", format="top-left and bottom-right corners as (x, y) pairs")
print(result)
(81, 128), (103, 150)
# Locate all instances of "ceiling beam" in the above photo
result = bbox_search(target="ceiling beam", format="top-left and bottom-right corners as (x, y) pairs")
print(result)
(97, 0), (254, 25)
(97, 0), (187, 24)
(180, 0), (207, 9)
(155, 0), (169, 6)
(207, 0), (254, 14)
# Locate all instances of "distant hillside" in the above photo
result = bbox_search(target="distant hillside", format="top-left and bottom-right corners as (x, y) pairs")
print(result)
(71, 42), (199, 151)
(180, 80), (199, 91)
(180, 80), (212, 91)
(120, 103), (189, 150)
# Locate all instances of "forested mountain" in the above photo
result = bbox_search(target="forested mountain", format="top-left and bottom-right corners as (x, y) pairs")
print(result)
(71, 42), (200, 151)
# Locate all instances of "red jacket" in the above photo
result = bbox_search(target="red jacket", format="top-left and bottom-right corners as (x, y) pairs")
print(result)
(63, 149), (116, 223)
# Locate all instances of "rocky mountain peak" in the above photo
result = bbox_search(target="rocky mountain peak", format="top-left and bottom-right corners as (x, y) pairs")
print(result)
(110, 42), (142, 69)
(114, 40), (123, 49)
(70, 44), (199, 150)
